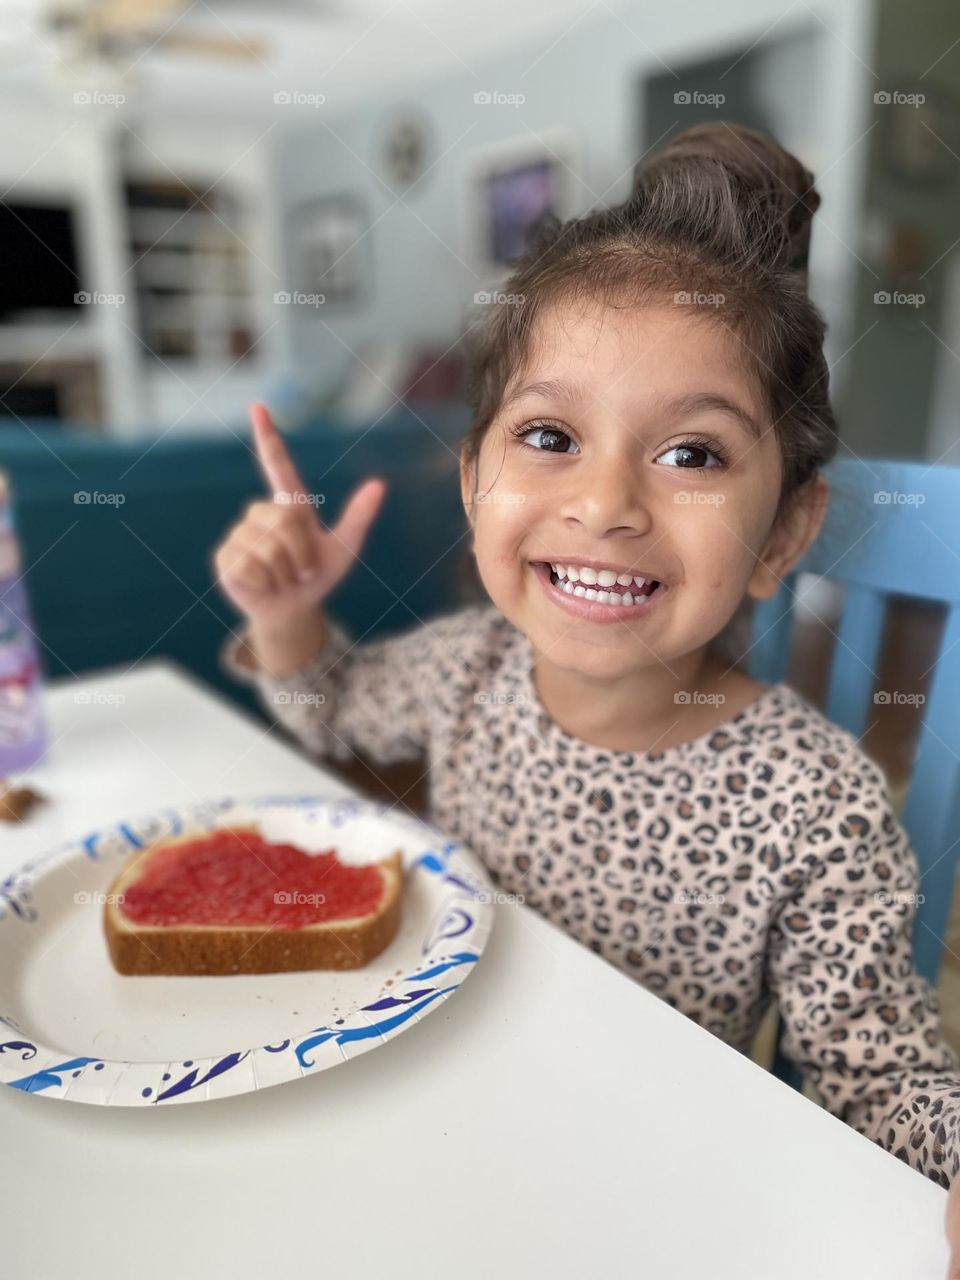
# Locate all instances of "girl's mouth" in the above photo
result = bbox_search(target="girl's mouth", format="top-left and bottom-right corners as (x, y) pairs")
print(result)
(529, 561), (667, 623)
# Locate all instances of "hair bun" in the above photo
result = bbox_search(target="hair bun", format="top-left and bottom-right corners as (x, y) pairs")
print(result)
(631, 122), (820, 276)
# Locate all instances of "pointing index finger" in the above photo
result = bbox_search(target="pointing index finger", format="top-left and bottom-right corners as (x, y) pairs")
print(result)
(250, 402), (308, 501)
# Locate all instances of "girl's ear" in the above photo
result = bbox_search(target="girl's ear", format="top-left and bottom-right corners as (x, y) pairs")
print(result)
(747, 474), (829, 601)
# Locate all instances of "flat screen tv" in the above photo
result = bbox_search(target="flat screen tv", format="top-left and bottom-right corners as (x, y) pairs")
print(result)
(0, 202), (83, 321)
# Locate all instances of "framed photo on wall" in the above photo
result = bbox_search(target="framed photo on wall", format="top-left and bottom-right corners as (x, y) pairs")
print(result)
(463, 132), (579, 282)
(290, 193), (369, 307)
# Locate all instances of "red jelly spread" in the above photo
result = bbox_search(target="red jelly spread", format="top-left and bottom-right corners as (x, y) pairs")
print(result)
(119, 829), (385, 930)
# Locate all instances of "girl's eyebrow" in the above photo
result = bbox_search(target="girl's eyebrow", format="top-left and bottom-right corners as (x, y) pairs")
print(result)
(502, 378), (763, 442)
(502, 377), (585, 409)
(660, 391), (764, 442)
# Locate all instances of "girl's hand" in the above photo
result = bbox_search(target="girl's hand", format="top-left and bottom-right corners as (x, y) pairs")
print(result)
(213, 402), (387, 631)
(945, 1172), (960, 1278)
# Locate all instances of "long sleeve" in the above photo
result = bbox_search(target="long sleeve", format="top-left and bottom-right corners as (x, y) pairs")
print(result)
(218, 610), (435, 767)
(767, 746), (960, 1188)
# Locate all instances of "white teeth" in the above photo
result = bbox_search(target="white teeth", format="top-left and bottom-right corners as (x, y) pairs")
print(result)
(576, 582), (636, 606)
(545, 561), (659, 606)
(548, 562), (657, 591)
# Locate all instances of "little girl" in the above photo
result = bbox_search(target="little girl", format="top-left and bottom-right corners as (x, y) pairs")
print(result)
(214, 123), (960, 1200)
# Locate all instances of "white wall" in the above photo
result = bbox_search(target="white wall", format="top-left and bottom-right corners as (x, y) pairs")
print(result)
(273, 0), (874, 406)
(0, 0), (875, 434)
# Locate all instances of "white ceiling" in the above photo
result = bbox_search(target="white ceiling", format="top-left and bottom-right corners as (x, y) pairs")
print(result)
(0, 0), (613, 125)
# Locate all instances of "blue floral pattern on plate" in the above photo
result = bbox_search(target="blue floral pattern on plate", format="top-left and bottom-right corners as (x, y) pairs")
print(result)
(0, 796), (495, 1106)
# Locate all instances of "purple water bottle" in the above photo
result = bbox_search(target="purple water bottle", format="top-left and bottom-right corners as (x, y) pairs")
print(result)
(0, 469), (49, 772)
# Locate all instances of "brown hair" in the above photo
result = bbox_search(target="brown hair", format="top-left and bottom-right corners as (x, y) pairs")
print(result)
(460, 121), (838, 530)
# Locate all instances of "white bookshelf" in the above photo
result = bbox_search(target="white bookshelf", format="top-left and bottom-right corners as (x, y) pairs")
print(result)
(125, 180), (258, 364)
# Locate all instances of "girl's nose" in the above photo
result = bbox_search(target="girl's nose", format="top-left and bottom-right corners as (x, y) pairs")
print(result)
(558, 453), (652, 539)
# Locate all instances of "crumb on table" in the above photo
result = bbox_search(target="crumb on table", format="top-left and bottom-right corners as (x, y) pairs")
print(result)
(0, 782), (44, 823)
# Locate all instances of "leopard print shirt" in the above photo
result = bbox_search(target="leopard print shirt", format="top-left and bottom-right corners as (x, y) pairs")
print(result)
(221, 601), (960, 1189)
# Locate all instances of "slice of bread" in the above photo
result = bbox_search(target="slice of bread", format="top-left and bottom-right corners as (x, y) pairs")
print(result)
(103, 824), (404, 976)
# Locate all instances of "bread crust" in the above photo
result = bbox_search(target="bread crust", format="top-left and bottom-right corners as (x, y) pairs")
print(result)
(102, 825), (404, 976)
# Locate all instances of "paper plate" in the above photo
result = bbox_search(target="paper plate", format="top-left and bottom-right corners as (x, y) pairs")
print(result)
(0, 795), (495, 1106)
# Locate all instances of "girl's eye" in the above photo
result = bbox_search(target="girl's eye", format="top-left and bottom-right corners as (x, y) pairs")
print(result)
(655, 439), (728, 470)
(509, 422), (579, 454)
(509, 422), (729, 469)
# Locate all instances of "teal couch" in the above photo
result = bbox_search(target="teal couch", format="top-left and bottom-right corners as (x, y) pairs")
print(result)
(0, 406), (477, 719)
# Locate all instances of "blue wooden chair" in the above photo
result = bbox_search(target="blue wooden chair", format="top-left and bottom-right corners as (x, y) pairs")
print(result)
(745, 458), (960, 1091)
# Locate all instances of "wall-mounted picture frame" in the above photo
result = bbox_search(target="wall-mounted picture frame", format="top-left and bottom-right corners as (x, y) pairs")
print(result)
(462, 132), (580, 283)
(881, 82), (960, 190)
(290, 193), (369, 308)
(379, 106), (434, 193)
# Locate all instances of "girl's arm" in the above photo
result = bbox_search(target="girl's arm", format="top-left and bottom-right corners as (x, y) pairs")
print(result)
(766, 749), (960, 1189)
(244, 607), (331, 678)
(219, 603), (498, 768)
(220, 609), (431, 766)
(212, 403), (499, 774)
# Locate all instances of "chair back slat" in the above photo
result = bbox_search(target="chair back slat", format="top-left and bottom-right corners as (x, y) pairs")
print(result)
(824, 583), (886, 738)
(746, 460), (960, 1088)
(902, 601), (960, 981)
(797, 461), (960, 604)
(749, 578), (798, 685)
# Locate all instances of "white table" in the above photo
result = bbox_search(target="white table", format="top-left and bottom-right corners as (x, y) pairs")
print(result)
(0, 660), (950, 1278)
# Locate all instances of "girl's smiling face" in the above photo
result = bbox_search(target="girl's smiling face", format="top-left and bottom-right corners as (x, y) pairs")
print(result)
(461, 295), (827, 682)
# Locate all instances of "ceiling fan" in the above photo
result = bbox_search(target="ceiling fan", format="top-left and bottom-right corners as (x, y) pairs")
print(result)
(0, 0), (272, 82)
